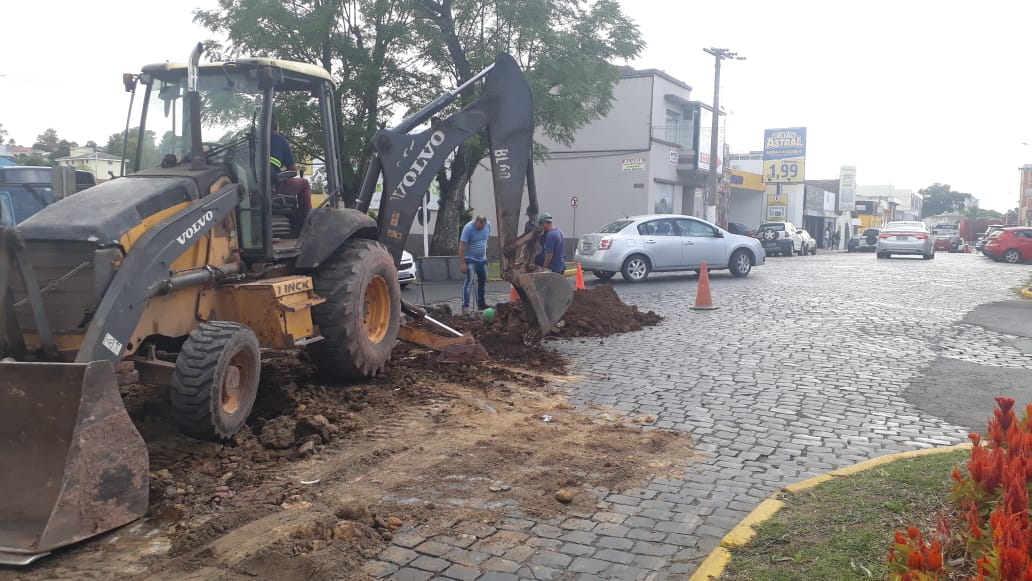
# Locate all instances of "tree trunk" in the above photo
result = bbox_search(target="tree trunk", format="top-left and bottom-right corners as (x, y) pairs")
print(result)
(429, 146), (473, 255)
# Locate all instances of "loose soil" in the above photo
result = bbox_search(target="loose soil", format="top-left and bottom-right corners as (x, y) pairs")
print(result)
(1, 291), (684, 581)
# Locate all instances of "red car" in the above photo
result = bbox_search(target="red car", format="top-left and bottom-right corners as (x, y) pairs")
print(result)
(984, 227), (1032, 263)
(933, 235), (963, 252)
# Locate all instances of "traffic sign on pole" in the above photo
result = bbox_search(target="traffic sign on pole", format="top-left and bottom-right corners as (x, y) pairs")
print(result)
(570, 196), (579, 208)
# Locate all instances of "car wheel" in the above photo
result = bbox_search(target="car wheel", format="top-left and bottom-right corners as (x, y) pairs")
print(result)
(1004, 249), (1021, 263)
(810, 246), (817, 255)
(592, 270), (616, 281)
(877, 252), (887, 259)
(400, 282), (410, 289)
(621, 255), (650, 282)
(922, 253), (932, 260)
(729, 249), (752, 277)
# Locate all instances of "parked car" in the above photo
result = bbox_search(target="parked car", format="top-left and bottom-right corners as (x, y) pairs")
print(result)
(756, 221), (803, 257)
(399, 250), (416, 288)
(984, 227), (1032, 263)
(977, 224), (1019, 255)
(933, 234), (964, 253)
(848, 228), (881, 252)
(796, 229), (818, 255)
(876, 221), (934, 259)
(726, 222), (757, 238)
(574, 214), (765, 282)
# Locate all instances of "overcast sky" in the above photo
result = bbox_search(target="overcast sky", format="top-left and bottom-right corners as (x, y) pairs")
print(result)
(4, 1), (1029, 211)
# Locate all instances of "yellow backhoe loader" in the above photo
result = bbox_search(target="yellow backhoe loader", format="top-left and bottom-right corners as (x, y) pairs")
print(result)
(0, 44), (572, 565)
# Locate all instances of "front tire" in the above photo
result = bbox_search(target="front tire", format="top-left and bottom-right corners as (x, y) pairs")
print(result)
(171, 321), (261, 441)
(1004, 249), (1021, 263)
(621, 255), (651, 282)
(310, 239), (402, 379)
(592, 270), (616, 281)
(729, 249), (752, 277)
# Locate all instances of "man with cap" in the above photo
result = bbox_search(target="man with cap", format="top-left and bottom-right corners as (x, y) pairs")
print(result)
(459, 215), (491, 314)
(534, 212), (566, 275)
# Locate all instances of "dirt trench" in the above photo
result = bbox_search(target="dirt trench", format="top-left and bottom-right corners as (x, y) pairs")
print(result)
(0, 285), (683, 581)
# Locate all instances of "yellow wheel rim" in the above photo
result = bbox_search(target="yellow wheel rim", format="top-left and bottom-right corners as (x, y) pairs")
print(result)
(363, 275), (391, 343)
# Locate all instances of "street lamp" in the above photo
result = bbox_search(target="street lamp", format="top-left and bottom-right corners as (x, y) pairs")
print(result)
(703, 47), (745, 224)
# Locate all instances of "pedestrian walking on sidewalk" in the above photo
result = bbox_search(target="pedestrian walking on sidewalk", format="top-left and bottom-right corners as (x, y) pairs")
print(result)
(823, 227), (831, 249)
(459, 215), (490, 314)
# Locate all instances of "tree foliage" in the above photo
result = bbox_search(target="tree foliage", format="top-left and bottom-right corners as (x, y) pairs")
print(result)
(106, 128), (159, 172)
(194, 0), (643, 253)
(919, 183), (975, 218)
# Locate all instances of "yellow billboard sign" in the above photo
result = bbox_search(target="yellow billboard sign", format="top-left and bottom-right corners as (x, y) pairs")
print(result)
(762, 127), (806, 183)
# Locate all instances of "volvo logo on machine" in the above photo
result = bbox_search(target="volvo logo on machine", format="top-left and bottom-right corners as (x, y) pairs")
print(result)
(177, 210), (215, 245)
(391, 130), (446, 201)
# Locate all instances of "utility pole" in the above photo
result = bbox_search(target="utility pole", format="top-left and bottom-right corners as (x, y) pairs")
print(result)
(702, 47), (744, 224)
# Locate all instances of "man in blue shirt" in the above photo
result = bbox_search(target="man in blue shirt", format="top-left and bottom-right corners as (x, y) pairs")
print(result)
(535, 212), (566, 274)
(459, 215), (491, 314)
(270, 117), (311, 232)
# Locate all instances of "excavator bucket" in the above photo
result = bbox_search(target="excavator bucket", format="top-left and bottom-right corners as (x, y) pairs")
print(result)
(511, 270), (574, 337)
(0, 361), (149, 566)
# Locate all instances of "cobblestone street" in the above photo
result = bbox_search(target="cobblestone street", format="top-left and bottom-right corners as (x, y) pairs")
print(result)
(370, 251), (1031, 580)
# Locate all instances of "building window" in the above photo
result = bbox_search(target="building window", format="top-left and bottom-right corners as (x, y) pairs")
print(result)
(664, 109), (681, 144)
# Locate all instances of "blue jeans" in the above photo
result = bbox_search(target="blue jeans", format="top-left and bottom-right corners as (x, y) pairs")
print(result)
(462, 260), (488, 309)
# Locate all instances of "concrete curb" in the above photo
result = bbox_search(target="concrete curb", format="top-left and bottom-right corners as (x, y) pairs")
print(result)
(688, 443), (973, 581)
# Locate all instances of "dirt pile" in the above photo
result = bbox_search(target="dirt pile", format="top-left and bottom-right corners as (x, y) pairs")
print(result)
(554, 284), (662, 338)
(483, 283), (661, 339)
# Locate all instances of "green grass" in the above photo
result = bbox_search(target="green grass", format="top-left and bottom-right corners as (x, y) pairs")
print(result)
(719, 449), (968, 581)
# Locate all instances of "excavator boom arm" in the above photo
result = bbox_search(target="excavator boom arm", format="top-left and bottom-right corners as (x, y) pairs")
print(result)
(356, 53), (571, 335)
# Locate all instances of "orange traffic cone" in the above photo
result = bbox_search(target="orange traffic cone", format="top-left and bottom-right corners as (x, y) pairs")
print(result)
(509, 286), (520, 302)
(575, 263), (586, 291)
(690, 261), (719, 310)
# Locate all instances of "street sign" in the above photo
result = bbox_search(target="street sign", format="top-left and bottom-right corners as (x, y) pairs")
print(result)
(570, 196), (579, 208)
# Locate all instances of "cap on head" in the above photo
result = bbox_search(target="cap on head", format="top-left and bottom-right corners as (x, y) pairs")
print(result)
(538, 212), (553, 224)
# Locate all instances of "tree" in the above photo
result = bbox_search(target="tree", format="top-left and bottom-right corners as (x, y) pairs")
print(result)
(1005, 208), (1019, 224)
(919, 183), (971, 218)
(85, 140), (98, 150)
(34, 128), (60, 153)
(411, 0), (644, 253)
(15, 153), (53, 167)
(106, 127), (159, 172)
(0, 123), (8, 145)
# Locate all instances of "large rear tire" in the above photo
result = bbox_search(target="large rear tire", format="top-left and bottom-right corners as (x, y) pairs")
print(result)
(171, 321), (261, 441)
(309, 239), (401, 379)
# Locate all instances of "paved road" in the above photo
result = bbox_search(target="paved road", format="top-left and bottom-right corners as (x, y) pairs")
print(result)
(370, 251), (1032, 580)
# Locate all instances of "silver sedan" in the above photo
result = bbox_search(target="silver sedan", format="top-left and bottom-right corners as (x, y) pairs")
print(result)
(876, 221), (935, 260)
(573, 214), (766, 282)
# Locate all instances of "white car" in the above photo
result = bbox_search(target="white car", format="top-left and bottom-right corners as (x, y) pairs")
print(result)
(796, 229), (818, 255)
(399, 251), (416, 288)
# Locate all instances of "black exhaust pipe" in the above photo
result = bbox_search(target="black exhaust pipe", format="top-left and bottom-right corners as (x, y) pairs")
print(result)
(187, 42), (205, 170)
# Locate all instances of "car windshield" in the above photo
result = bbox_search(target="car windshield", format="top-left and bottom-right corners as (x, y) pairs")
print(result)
(597, 220), (632, 234)
(862, 229), (879, 236)
(760, 223), (785, 231)
(884, 222), (926, 231)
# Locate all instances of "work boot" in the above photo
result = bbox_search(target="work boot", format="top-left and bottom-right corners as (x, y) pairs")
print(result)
(461, 306), (470, 315)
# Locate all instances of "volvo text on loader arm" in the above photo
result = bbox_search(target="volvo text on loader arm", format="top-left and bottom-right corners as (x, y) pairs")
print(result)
(0, 43), (572, 565)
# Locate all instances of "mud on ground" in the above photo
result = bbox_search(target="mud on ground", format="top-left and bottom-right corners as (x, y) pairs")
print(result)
(1, 287), (680, 581)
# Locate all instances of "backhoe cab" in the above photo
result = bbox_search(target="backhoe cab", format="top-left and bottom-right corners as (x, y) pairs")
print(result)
(0, 44), (571, 564)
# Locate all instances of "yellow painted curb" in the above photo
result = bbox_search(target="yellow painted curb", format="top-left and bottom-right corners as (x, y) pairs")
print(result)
(1021, 288), (1032, 300)
(692, 443), (973, 580)
(721, 498), (784, 546)
(689, 547), (732, 581)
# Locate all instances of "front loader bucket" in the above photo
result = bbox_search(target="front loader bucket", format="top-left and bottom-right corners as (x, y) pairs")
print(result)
(0, 361), (148, 566)
(511, 270), (574, 338)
